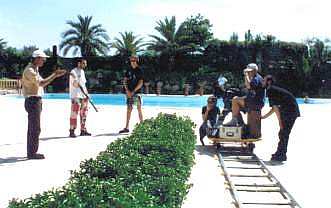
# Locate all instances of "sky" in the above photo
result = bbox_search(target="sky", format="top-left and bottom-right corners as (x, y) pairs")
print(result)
(0, 0), (330, 56)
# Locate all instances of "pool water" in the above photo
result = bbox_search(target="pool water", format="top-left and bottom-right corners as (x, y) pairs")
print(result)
(11, 93), (331, 108)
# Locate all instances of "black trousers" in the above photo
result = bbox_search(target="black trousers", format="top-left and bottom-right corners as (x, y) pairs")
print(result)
(25, 97), (42, 156)
(199, 122), (208, 140)
(275, 114), (297, 157)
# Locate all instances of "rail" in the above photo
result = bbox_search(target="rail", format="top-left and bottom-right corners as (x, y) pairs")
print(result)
(217, 145), (302, 208)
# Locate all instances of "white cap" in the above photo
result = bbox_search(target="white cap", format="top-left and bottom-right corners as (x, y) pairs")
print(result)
(218, 75), (228, 86)
(32, 50), (49, 58)
(244, 63), (258, 72)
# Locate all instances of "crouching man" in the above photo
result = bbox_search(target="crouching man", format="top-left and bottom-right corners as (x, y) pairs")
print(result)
(262, 75), (300, 162)
(199, 96), (220, 146)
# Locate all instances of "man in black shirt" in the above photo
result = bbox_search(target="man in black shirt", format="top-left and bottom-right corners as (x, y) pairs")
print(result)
(262, 75), (300, 162)
(199, 96), (221, 146)
(119, 55), (144, 134)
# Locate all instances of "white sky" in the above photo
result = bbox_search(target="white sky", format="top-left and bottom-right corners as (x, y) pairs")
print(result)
(0, 0), (330, 53)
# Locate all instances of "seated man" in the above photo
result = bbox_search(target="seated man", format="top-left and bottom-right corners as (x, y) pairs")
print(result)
(224, 63), (265, 128)
(199, 96), (221, 146)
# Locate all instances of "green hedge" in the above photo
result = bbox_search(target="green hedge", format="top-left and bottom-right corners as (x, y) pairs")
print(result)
(8, 114), (196, 208)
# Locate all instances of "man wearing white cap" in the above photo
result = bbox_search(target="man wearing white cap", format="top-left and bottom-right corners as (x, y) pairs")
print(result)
(224, 63), (265, 129)
(22, 49), (66, 159)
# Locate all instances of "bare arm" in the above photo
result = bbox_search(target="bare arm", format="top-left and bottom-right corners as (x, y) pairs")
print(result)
(40, 69), (66, 87)
(261, 106), (276, 119)
(72, 78), (79, 88)
(244, 73), (251, 89)
(133, 79), (143, 94)
(39, 73), (57, 87)
(202, 108), (210, 122)
(202, 112), (209, 122)
(262, 106), (283, 129)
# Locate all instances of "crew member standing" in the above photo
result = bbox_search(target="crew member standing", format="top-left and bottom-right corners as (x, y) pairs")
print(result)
(22, 49), (66, 159)
(262, 75), (300, 162)
(119, 55), (144, 134)
(69, 58), (91, 137)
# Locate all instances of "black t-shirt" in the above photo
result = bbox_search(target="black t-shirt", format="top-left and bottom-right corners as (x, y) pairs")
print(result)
(266, 85), (300, 117)
(202, 106), (220, 123)
(247, 73), (265, 108)
(125, 67), (144, 93)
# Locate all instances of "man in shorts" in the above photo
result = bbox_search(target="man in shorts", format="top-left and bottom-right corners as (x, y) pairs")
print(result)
(119, 55), (144, 134)
(224, 63), (265, 127)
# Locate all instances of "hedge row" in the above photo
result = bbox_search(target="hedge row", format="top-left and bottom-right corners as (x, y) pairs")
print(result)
(8, 114), (196, 208)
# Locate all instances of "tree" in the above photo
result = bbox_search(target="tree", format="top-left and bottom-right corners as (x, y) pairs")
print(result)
(111, 31), (146, 57)
(20, 45), (38, 58)
(60, 15), (110, 57)
(229, 32), (239, 43)
(148, 16), (186, 71)
(244, 29), (253, 43)
(0, 38), (7, 51)
(305, 38), (329, 69)
(179, 14), (213, 53)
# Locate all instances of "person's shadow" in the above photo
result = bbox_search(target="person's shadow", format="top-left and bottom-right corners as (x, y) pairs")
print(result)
(263, 160), (284, 166)
(93, 133), (121, 137)
(195, 144), (218, 158)
(0, 156), (28, 166)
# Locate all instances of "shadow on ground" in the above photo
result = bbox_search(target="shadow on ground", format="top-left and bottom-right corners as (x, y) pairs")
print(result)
(40, 136), (71, 141)
(195, 144), (217, 158)
(93, 133), (121, 137)
(0, 156), (28, 165)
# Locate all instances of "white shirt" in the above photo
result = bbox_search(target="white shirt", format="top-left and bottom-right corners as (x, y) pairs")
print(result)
(69, 68), (88, 99)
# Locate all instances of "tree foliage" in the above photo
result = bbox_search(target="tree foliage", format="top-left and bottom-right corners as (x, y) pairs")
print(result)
(60, 15), (110, 57)
(112, 31), (146, 57)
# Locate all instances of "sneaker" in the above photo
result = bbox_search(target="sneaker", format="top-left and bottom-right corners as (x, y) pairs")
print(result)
(223, 117), (239, 127)
(80, 130), (92, 136)
(271, 154), (287, 162)
(119, 128), (129, 134)
(69, 129), (76, 138)
(27, 153), (45, 160)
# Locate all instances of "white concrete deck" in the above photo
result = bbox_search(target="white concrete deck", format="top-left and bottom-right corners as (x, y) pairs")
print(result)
(0, 95), (329, 207)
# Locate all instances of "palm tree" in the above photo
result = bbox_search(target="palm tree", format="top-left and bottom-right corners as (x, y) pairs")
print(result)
(0, 38), (7, 51)
(60, 15), (110, 57)
(111, 31), (145, 57)
(148, 16), (186, 71)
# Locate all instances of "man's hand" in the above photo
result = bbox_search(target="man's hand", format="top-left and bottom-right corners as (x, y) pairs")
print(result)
(54, 69), (67, 78)
(127, 90), (133, 98)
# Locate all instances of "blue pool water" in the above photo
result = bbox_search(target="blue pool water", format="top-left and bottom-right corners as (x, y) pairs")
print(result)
(11, 93), (331, 108)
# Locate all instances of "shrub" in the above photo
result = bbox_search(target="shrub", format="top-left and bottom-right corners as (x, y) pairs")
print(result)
(8, 114), (196, 208)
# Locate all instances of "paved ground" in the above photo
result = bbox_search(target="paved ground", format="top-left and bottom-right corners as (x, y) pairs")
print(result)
(0, 95), (330, 207)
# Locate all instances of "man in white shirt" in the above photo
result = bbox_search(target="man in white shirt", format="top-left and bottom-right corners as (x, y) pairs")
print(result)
(22, 49), (66, 159)
(69, 58), (91, 137)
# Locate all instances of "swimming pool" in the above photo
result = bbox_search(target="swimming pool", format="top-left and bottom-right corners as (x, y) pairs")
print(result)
(10, 93), (331, 108)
